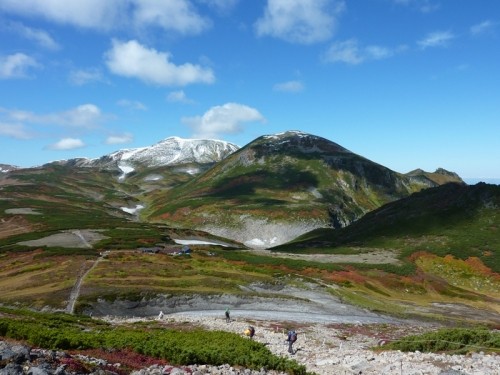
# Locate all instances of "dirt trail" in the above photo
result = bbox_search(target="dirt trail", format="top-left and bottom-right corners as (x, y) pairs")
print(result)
(66, 252), (107, 314)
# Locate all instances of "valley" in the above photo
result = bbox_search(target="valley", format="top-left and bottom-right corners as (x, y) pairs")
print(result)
(0, 131), (499, 373)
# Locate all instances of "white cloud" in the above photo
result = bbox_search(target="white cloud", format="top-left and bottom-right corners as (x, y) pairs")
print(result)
(48, 104), (105, 128)
(0, 53), (40, 79)
(322, 39), (403, 64)
(105, 133), (133, 144)
(322, 39), (363, 64)
(417, 30), (454, 49)
(5, 21), (60, 50)
(0, 122), (34, 139)
(255, 0), (345, 44)
(470, 20), (496, 36)
(167, 90), (194, 103)
(0, 0), (126, 30)
(182, 103), (265, 138)
(0, 0), (210, 35)
(133, 0), (211, 35)
(273, 80), (304, 93)
(365, 45), (394, 60)
(105, 39), (215, 86)
(1, 104), (107, 129)
(117, 99), (147, 111)
(47, 138), (86, 150)
(69, 68), (107, 86)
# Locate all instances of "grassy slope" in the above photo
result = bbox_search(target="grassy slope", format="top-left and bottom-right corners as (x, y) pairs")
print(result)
(269, 183), (500, 323)
(143, 141), (428, 230)
(1, 165), (498, 325)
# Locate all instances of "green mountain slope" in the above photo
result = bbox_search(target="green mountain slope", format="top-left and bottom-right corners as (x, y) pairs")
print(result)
(275, 182), (499, 270)
(144, 131), (461, 248)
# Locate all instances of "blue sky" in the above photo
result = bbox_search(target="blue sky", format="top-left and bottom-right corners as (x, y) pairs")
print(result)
(0, 0), (499, 182)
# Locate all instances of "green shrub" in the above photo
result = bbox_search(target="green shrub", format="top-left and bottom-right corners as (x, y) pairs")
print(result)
(0, 308), (312, 374)
(384, 327), (500, 354)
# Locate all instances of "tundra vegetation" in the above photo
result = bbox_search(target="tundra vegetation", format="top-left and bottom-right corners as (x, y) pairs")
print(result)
(0, 135), (499, 370)
(0, 307), (311, 375)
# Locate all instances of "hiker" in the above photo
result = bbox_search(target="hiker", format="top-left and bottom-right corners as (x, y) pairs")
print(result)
(157, 311), (164, 320)
(286, 329), (297, 354)
(244, 326), (255, 339)
(225, 308), (230, 323)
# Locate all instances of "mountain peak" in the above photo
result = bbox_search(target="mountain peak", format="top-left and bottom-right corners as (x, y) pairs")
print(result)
(107, 137), (239, 168)
(48, 137), (239, 170)
(252, 130), (350, 155)
(0, 164), (18, 173)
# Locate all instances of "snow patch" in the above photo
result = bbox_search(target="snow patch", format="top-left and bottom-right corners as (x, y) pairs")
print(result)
(308, 187), (323, 198)
(120, 204), (144, 214)
(173, 239), (230, 247)
(118, 164), (134, 181)
(245, 238), (266, 247)
(144, 174), (163, 181)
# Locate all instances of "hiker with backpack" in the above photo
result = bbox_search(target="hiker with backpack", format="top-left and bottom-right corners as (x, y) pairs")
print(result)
(244, 325), (255, 339)
(286, 329), (297, 354)
(225, 308), (230, 323)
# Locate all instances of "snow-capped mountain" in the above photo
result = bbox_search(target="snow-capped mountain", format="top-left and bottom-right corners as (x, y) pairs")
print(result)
(51, 137), (239, 170)
(0, 164), (18, 173)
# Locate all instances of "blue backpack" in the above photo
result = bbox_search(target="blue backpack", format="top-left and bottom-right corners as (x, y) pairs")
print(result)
(288, 330), (297, 343)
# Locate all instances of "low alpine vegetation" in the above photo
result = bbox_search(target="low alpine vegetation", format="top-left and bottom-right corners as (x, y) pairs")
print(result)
(382, 327), (500, 354)
(0, 307), (311, 375)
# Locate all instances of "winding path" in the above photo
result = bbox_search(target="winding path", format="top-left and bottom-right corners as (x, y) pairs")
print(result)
(66, 252), (107, 314)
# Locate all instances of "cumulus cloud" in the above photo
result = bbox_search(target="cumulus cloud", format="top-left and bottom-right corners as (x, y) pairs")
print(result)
(255, 0), (345, 44)
(322, 39), (401, 64)
(0, 53), (40, 79)
(69, 68), (107, 86)
(470, 20), (496, 36)
(182, 103), (265, 139)
(4, 21), (60, 50)
(273, 80), (304, 93)
(167, 90), (194, 103)
(0, 104), (107, 129)
(47, 138), (86, 150)
(417, 30), (454, 49)
(117, 99), (147, 111)
(0, 122), (34, 139)
(0, 0), (210, 35)
(105, 39), (215, 86)
(105, 133), (133, 144)
(132, 0), (211, 35)
(46, 104), (106, 128)
(0, 0), (125, 30)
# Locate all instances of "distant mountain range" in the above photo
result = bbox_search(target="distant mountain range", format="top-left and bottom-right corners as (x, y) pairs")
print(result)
(137, 131), (463, 248)
(51, 136), (239, 169)
(2, 130), (499, 324)
(1, 131), (465, 249)
(0, 164), (18, 173)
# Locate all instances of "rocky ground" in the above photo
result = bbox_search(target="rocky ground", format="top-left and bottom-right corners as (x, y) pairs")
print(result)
(103, 313), (500, 375)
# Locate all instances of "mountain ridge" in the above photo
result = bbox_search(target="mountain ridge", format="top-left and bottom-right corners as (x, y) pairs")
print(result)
(143, 131), (463, 248)
(46, 136), (239, 172)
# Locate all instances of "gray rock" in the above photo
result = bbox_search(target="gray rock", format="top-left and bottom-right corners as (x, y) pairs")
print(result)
(0, 363), (23, 375)
(27, 367), (51, 375)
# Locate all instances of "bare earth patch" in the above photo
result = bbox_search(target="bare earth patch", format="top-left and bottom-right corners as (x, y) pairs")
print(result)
(17, 229), (108, 248)
(248, 248), (401, 264)
(0, 215), (38, 239)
